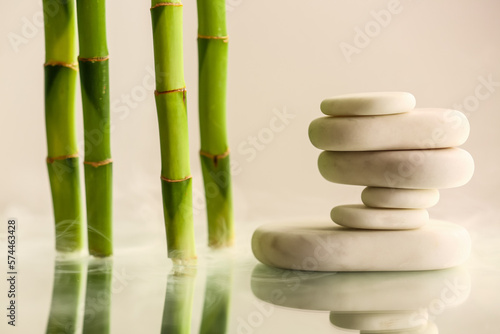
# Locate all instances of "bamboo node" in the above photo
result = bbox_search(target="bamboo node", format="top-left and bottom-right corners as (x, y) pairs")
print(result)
(84, 159), (113, 168)
(197, 35), (229, 43)
(200, 149), (230, 160)
(200, 149), (230, 166)
(151, 2), (183, 9)
(155, 87), (186, 96)
(46, 153), (79, 164)
(44, 61), (78, 71)
(78, 56), (110, 62)
(161, 175), (192, 183)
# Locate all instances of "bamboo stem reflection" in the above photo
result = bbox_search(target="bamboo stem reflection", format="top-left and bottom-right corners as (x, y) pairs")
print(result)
(46, 260), (86, 334)
(161, 266), (197, 334)
(199, 260), (233, 334)
(82, 258), (113, 334)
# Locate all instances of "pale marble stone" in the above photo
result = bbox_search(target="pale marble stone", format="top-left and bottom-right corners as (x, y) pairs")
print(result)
(329, 311), (424, 332)
(331, 205), (428, 230)
(320, 92), (416, 116)
(362, 187), (440, 209)
(251, 220), (471, 271)
(318, 148), (474, 189)
(309, 109), (469, 151)
(251, 264), (470, 311)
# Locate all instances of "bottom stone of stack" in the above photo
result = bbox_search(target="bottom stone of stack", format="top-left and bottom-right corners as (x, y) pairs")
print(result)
(251, 220), (470, 271)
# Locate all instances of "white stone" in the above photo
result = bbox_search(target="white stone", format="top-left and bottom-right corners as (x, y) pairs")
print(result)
(331, 205), (428, 230)
(320, 92), (416, 116)
(251, 220), (471, 271)
(329, 311), (425, 332)
(362, 187), (440, 209)
(318, 148), (474, 189)
(309, 109), (470, 151)
(251, 264), (470, 311)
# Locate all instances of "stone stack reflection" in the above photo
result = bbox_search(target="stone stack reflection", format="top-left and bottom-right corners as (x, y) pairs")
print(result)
(251, 264), (471, 333)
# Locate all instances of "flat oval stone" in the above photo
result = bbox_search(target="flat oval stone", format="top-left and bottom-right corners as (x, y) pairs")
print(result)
(362, 187), (440, 209)
(318, 148), (474, 189)
(251, 264), (470, 311)
(309, 109), (469, 151)
(320, 92), (416, 116)
(251, 220), (471, 271)
(331, 204), (428, 230)
(330, 311), (425, 332)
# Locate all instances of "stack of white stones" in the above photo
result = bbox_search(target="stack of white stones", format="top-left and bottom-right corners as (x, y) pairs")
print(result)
(251, 92), (474, 272)
(309, 92), (474, 231)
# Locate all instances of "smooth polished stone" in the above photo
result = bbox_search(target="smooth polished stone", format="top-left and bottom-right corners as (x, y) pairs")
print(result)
(251, 264), (470, 311)
(330, 311), (425, 332)
(309, 109), (470, 151)
(320, 92), (416, 116)
(251, 220), (471, 271)
(362, 187), (440, 209)
(318, 148), (474, 189)
(331, 205), (428, 230)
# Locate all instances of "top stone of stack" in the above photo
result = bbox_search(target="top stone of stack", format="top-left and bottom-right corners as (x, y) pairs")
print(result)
(320, 92), (416, 116)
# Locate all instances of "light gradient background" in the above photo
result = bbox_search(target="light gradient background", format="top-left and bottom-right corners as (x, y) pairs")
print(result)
(1, 0), (499, 333)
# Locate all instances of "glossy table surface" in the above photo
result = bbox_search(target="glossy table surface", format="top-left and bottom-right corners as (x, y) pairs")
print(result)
(2, 218), (499, 334)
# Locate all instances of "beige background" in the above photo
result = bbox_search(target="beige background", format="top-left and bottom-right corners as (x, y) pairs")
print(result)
(1, 0), (500, 333)
(1, 0), (499, 248)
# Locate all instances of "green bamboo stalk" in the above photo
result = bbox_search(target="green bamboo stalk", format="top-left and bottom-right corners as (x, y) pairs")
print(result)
(151, 0), (196, 262)
(43, 0), (84, 253)
(83, 258), (113, 334)
(197, 0), (234, 248)
(76, 0), (113, 257)
(46, 260), (86, 334)
(161, 267), (197, 334)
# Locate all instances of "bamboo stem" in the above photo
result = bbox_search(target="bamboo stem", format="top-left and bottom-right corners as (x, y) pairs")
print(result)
(151, 0), (196, 262)
(197, 0), (234, 248)
(43, 0), (84, 253)
(76, 0), (113, 257)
